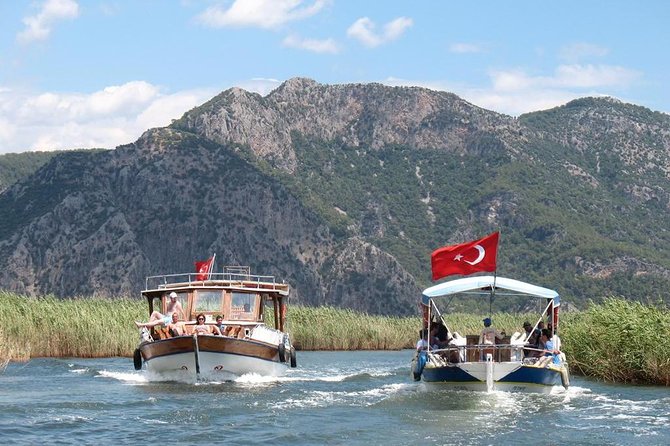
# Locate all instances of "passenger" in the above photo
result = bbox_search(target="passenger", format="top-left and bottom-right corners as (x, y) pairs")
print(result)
(416, 328), (429, 351)
(432, 322), (459, 362)
(167, 312), (185, 337)
(479, 317), (505, 361)
(479, 317), (505, 345)
(522, 321), (540, 358)
(134, 291), (183, 329)
(536, 321), (547, 352)
(215, 315), (227, 335)
(193, 313), (222, 336)
(429, 325), (442, 349)
(536, 329), (560, 367)
(435, 322), (452, 346)
(547, 322), (561, 351)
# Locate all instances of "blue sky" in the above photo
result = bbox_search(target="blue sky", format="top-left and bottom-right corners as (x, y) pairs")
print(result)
(1, 0), (668, 154)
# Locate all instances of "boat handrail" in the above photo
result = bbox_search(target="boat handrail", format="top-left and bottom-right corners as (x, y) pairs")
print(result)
(426, 342), (564, 362)
(144, 271), (285, 292)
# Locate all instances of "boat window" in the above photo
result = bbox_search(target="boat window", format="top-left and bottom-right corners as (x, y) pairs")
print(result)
(194, 290), (223, 314)
(230, 292), (257, 320)
(163, 292), (188, 319)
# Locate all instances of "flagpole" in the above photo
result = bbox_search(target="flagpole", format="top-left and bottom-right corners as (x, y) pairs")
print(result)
(490, 268), (498, 318)
(490, 231), (500, 318)
(209, 253), (216, 280)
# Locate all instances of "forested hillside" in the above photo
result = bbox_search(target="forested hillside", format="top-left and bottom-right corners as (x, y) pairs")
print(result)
(0, 79), (668, 313)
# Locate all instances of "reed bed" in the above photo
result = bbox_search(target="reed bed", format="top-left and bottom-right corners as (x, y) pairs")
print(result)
(1, 291), (668, 386)
(0, 291), (144, 360)
(560, 298), (670, 386)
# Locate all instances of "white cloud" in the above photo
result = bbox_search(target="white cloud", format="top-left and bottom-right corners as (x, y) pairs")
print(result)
(347, 16), (413, 48)
(449, 42), (484, 54)
(235, 78), (283, 96)
(282, 34), (339, 54)
(559, 43), (609, 62)
(196, 0), (329, 29)
(382, 63), (642, 116)
(0, 82), (216, 153)
(17, 0), (80, 44)
(553, 64), (639, 88)
(490, 64), (640, 92)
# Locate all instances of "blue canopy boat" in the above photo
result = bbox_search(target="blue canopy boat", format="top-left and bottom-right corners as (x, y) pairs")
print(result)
(411, 275), (569, 393)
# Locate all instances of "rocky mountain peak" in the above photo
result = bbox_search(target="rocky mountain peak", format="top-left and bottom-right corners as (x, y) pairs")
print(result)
(2, 79), (669, 312)
(172, 78), (523, 173)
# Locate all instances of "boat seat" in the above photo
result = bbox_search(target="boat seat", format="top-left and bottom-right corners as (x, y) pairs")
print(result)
(156, 327), (171, 340)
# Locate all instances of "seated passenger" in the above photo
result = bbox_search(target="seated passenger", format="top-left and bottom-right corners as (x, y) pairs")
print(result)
(432, 322), (452, 348)
(522, 321), (541, 358)
(547, 322), (561, 351)
(192, 313), (222, 336)
(167, 312), (185, 337)
(535, 329), (561, 367)
(215, 314), (227, 336)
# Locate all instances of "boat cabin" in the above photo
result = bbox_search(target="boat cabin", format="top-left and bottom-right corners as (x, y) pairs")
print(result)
(141, 266), (289, 339)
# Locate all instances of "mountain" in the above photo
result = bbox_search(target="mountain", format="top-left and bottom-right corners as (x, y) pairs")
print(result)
(0, 151), (59, 193)
(0, 79), (668, 314)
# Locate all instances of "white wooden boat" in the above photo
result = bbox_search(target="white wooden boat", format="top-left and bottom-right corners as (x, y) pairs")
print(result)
(411, 276), (569, 393)
(133, 266), (296, 379)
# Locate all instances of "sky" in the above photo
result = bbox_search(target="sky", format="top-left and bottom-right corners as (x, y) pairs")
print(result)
(1, 0), (668, 154)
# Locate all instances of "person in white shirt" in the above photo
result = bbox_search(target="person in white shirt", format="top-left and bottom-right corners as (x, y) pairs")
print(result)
(416, 328), (429, 351)
(135, 292), (184, 329)
(479, 317), (505, 360)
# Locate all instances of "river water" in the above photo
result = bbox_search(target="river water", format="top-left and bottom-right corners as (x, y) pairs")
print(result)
(1, 350), (669, 445)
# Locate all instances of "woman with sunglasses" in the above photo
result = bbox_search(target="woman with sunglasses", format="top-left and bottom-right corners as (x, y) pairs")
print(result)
(193, 313), (222, 336)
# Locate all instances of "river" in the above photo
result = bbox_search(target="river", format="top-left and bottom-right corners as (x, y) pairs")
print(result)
(1, 350), (668, 445)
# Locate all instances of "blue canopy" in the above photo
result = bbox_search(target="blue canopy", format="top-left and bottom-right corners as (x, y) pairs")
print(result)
(421, 275), (559, 306)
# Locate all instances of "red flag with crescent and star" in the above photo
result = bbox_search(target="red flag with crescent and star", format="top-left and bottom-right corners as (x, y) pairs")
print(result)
(430, 232), (499, 280)
(195, 256), (214, 281)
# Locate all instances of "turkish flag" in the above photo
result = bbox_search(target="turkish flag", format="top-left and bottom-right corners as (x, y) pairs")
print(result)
(195, 256), (214, 281)
(431, 232), (499, 280)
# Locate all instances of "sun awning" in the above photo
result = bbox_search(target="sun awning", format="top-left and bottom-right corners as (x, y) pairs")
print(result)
(421, 275), (559, 306)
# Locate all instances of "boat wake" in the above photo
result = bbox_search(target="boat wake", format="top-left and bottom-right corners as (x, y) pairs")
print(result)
(97, 370), (149, 384)
(268, 382), (418, 410)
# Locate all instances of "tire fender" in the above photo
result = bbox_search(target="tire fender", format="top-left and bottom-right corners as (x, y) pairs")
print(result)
(278, 342), (286, 362)
(133, 348), (143, 370)
(290, 348), (297, 368)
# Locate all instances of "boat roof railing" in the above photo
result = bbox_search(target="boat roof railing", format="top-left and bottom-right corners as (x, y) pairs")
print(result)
(144, 267), (289, 296)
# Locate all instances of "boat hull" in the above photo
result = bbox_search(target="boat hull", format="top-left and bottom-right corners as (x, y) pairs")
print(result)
(139, 335), (288, 378)
(418, 359), (568, 394)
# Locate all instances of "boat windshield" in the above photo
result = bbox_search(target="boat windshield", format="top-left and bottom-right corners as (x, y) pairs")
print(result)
(194, 290), (223, 313)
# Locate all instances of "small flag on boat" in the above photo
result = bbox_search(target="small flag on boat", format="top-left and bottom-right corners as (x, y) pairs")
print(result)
(195, 255), (215, 281)
(431, 232), (499, 280)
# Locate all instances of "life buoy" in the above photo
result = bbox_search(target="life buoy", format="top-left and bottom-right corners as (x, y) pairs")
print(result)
(290, 348), (297, 368)
(278, 342), (286, 362)
(133, 348), (143, 370)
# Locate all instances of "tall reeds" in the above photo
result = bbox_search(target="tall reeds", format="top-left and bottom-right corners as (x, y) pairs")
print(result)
(1, 291), (668, 386)
(0, 291), (144, 360)
(560, 297), (670, 385)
